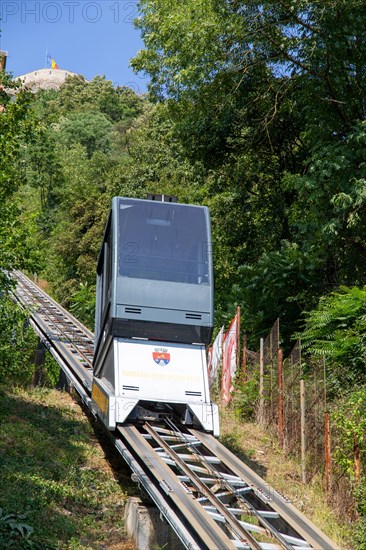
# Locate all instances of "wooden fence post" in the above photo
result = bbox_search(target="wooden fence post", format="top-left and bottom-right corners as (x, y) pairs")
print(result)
(236, 306), (241, 373)
(259, 338), (264, 425)
(325, 411), (331, 493)
(300, 378), (306, 483)
(242, 334), (247, 383)
(278, 348), (284, 449)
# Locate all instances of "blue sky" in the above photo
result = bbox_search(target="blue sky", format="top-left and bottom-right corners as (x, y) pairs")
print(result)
(0, 0), (149, 93)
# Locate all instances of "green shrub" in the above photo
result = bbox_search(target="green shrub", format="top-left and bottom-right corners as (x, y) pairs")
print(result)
(0, 296), (37, 386)
(332, 391), (366, 547)
(298, 286), (366, 393)
(0, 508), (35, 549)
(332, 388), (366, 480)
(232, 376), (259, 420)
(354, 517), (366, 549)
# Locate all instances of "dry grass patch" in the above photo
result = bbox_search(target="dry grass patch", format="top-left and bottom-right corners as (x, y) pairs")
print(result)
(220, 408), (353, 549)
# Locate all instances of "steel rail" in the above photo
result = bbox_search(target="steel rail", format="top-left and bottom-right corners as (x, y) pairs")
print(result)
(144, 422), (263, 550)
(141, 422), (318, 550)
(161, 420), (295, 550)
(190, 429), (341, 550)
(110, 433), (201, 550)
(119, 423), (238, 550)
(12, 271), (94, 384)
(10, 271), (341, 550)
(13, 271), (94, 339)
(12, 271), (94, 369)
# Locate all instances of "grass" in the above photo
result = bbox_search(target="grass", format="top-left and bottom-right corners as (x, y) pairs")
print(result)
(0, 385), (136, 549)
(220, 408), (353, 549)
(0, 382), (354, 549)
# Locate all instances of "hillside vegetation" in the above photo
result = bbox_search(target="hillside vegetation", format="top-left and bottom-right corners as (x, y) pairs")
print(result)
(0, 386), (135, 548)
(0, 0), (365, 546)
(0, 386), (351, 549)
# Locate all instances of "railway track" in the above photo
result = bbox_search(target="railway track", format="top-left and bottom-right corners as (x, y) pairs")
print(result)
(11, 271), (341, 550)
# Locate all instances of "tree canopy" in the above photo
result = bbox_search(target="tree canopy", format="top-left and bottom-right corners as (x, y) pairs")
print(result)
(131, 0), (366, 341)
(2, 0), (366, 363)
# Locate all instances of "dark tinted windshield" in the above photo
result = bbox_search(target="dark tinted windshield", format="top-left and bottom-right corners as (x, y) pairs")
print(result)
(118, 199), (210, 284)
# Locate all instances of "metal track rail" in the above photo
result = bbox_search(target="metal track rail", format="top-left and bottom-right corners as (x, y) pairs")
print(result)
(12, 271), (94, 397)
(119, 421), (340, 550)
(11, 271), (341, 550)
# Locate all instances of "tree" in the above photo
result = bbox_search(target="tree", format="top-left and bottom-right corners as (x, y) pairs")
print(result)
(50, 75), (144, 122)
(19, 77), (147, 326)
(0, 68), (40, 384)
(0, 72), (34, 288)
(132, 0), (366, 339)
(133, 0), (366, 133)
(57, 111), (113, 158)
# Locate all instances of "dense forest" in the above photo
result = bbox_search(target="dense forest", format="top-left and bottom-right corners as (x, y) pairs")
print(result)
(1, 0), (365, 545)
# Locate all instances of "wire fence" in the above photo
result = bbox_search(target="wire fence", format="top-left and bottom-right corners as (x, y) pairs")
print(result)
(240, 319), (361, 517)
(215, 310), (364, 518)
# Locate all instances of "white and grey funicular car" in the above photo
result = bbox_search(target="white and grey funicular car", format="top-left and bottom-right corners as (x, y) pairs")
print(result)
(92, 196), (219, 436)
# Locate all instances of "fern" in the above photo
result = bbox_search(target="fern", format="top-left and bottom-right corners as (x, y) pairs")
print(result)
(297, 286), (366, 390)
